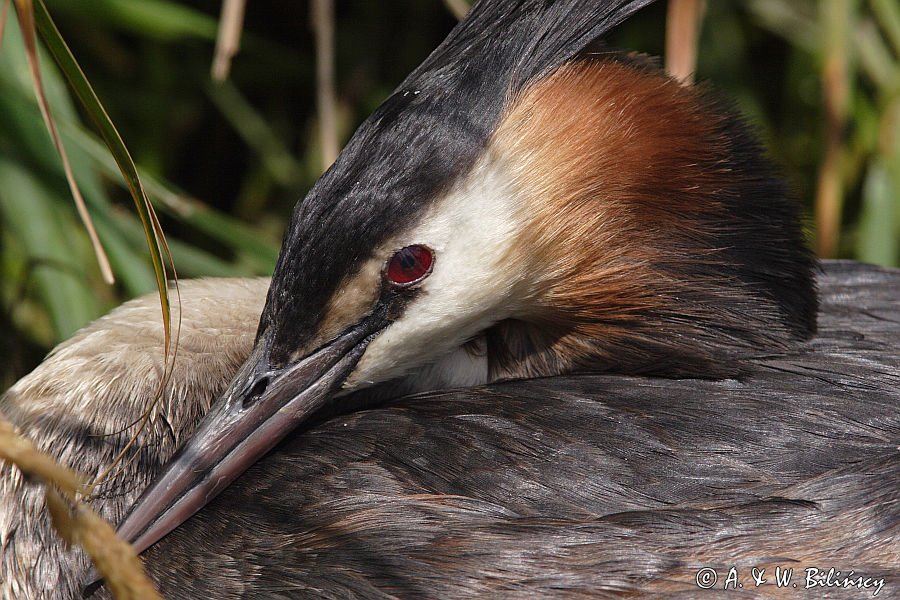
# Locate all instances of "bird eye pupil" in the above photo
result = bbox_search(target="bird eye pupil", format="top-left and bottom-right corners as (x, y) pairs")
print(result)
(386, 244), (433, 285)
(400, 253), (417, 270)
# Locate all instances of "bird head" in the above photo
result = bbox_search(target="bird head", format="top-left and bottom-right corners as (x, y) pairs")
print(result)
(112, 0), (816, 560)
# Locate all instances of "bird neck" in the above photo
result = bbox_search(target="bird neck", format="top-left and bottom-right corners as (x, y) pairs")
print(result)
(482, 57), (817, 380)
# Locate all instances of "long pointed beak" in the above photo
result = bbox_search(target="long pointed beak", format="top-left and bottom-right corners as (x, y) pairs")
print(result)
(113, 314), (387, 557)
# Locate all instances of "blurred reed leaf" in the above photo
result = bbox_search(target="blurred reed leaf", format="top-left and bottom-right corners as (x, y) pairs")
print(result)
(746, 0), (899, 264)
(0, 2), (280, 369)
(745, 0), (820, 53)
(856, 18), (899, 90)
(858, 159), (898, 264)
(0, 158), (102, 339)
(67, 123), (281, 272)
(45, 0), (218, 42)
(13, 0), (114, 283)
(207, 79), (303, 186)
(31, 0), (177, 357)
(870, 0), (900, 56)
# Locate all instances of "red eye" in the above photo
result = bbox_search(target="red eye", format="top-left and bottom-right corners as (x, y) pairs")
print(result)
(386, 244), (434, 285)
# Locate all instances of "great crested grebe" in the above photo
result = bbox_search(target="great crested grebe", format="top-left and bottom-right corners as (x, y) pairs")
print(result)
(1, 0), (897, 598)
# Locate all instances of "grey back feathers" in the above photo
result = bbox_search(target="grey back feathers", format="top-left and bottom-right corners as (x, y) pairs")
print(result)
(1, 263), (897, 598)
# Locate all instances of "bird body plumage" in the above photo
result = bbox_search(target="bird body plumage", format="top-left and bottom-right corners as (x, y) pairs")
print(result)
(0, 264), (898, 598)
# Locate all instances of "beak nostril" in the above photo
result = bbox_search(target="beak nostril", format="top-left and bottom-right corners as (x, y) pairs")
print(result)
(243, 376), (270, 409)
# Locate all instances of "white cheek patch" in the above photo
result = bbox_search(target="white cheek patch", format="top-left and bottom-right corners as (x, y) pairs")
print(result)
(345, 151), (526, 391)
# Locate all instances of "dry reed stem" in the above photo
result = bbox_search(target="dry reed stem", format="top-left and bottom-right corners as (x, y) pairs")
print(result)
(443, 0), (470, 21)
(816, 0), (852, 258)
(665, 0), (706, 84)
(0, 0), (10, 48)
(212, 0), (246, 82)
(0, 418), (163, 600)
(312, 0), (338, 170)
(0, 420), (82, 495)
(13, 0), (115, 284)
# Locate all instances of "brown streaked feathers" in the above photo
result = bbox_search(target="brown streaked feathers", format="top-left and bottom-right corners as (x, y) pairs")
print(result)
(487, 59), (815, 380)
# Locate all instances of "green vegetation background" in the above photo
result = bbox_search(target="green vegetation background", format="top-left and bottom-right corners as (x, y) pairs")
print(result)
(1, 0), (898, 387)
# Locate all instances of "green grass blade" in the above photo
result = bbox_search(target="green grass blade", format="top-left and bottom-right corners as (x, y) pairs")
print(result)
(0, 158), (102, 338)
(856, 18), (900, 91)
(32, 0), (174, 349)
(870, 0), (900, 56)
(12, 0), (114, 283)
(207, 80), (303, 187)
(45, 0), (217, 42)
(858, 160), (898, 265)
(65, 126), (280, 271)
